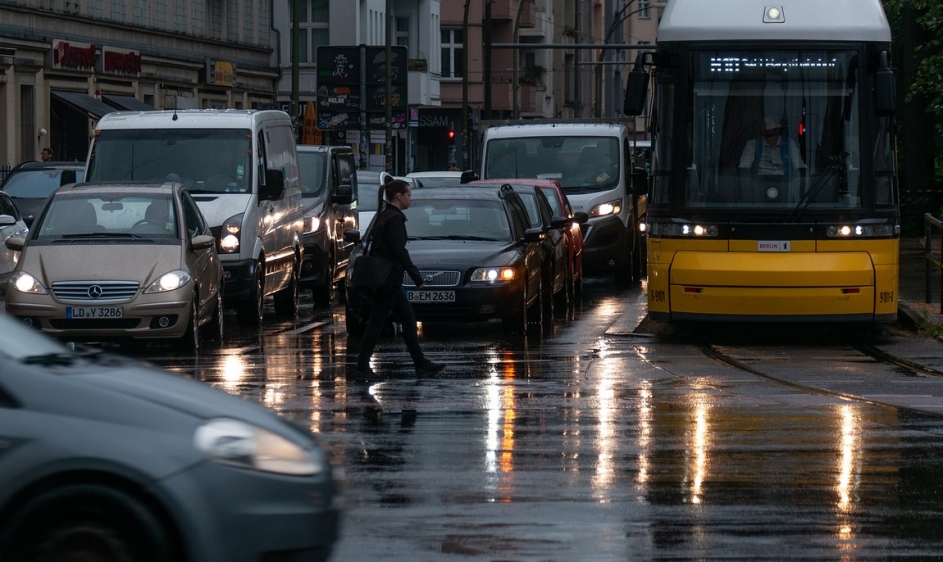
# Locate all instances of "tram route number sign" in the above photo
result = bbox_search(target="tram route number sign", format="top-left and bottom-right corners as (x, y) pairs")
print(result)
(758, 241), (790, 252)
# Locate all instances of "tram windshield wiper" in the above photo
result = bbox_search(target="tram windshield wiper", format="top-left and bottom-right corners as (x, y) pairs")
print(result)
(785, 151), (849, 223)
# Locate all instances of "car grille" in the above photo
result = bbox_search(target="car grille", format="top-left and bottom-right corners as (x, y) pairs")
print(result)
(52, 281), (140, 303)
(403, 270), (461, 288)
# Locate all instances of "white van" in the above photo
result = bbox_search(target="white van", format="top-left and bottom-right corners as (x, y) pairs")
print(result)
(86, 110), (304, 325)
(480, 122), (648, 285)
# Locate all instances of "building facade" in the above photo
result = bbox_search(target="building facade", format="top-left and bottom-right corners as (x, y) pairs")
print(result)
(0, 0), (279, 167)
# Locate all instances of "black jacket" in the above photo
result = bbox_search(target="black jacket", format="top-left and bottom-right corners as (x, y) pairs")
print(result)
(368, 205), (422, 292)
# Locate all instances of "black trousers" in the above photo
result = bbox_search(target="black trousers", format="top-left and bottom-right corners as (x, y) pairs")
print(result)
(357, 287), (425, 370)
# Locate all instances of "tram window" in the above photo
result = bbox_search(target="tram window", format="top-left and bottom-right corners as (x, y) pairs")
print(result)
(685, 50), (864, 211)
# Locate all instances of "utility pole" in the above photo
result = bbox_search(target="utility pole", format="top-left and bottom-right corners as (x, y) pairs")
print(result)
(462, 0), (470, 169)
(386, 0), (393, 171)
(573, 0), (581, 118)
(291, 0), (302, 123)
(484, 0), (492, 120)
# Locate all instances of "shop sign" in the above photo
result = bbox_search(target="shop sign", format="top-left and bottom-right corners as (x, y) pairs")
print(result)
(102, 47), (141, 75)
(208, 61), (235, 87)
(53, 40), (95, 70)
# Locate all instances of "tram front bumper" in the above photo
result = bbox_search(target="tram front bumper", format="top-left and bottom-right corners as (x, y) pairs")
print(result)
(648, 250), (898, 322)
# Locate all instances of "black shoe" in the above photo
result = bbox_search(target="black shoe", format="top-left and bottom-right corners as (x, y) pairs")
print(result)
(415, 360), (446, 377)
(350, 366), (377, 381)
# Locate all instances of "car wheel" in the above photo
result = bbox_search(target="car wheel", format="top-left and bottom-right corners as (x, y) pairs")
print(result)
(541, 268), (555, 327)
(345, 298), (366, 337)
(503, 283), (528, 334)
(183, 296), (200, 353)
(615, 239), (635, 287)
(556, 266), (573, 319)
(274, 259), (300, 317)
(314, 253), (337, 307)
(237, 269), (264, 326)
(204, 288), (224, 348)
(0, 484), (175, 562)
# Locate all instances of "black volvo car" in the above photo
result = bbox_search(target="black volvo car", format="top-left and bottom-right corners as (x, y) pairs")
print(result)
(344, 185), (552, 335)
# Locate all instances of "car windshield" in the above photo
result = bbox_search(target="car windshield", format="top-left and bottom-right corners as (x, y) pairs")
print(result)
(2, 168), (85, 198)
(405, 199), (511, 241)
(86, 129), (252, 194)
(483, 136), (620, 192)
(34, 194), (178, 240)
(298, 151), (327, 197)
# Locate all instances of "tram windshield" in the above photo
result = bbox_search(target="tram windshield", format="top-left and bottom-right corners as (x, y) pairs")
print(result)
(669, 49), (877, 213)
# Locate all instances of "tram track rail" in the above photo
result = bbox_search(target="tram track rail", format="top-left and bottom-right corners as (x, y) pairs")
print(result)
(697, 339), (943, 418)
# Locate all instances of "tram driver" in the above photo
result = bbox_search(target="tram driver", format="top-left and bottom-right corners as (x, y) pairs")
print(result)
(738, 116), (806, 203)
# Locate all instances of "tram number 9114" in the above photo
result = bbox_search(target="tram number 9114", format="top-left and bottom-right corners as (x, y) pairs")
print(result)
(879, 291), (895, 304)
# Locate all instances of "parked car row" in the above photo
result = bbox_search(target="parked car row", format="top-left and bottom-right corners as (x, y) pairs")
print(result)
(344, 180), (587, 336)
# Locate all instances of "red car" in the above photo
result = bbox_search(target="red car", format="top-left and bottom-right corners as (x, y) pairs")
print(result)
(470, 178), (588, 300)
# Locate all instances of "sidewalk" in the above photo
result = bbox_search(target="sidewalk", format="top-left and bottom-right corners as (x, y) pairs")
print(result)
(898, 236), (943, 332)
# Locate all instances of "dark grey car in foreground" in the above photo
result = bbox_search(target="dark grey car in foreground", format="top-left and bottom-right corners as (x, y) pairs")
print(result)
(0, 313), (340, 562)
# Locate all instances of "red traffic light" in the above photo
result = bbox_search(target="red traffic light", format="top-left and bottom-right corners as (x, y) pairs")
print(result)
(447, 129), (456, 140)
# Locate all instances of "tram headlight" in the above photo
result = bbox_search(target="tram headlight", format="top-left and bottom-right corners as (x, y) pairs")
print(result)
(649, 221), (718, 237)
(826, 223), (895, 238)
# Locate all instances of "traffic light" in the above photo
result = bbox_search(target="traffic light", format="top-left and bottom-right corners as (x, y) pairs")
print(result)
(447, 129), (456, 145)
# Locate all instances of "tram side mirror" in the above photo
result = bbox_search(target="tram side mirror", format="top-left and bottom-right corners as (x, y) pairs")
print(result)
(623, 52), (652, 116)
(875, 52), (895, 117)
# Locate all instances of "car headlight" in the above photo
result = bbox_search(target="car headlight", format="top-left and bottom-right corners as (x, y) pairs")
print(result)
(589, 199), (622, 217)
(144, 270), (192, 293)
(194, 418), (323, 476)
(9, 271), (47, 295)
(303, 212), (322, 234)
(470, 267), (516, 282)
(220, 213), (243, 253)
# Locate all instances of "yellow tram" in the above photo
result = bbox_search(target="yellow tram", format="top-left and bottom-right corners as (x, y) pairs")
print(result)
(624, 0), (899, 322)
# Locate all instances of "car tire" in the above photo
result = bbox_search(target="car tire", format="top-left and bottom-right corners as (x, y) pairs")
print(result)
(344, 289), (367, 338)
(183, 296), (200, 353)
(503, 283), (528, 334)
(314, 253), (337, 307)
(237, 269), (264, 326)
(274, 259), (300, 317)
(541, 268), (555, 327)
(555, 264), (572, 319)
(204, 288), (224, 348)
(0, 484), (175, 562)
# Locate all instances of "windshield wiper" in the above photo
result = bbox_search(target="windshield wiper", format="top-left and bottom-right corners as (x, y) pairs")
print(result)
(413, 235), (501, 241)
(785, 152), (849, 223)
(57, 232), (148, 240)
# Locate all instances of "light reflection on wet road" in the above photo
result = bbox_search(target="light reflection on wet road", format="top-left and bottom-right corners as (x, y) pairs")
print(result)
(141, 279), (943, 560)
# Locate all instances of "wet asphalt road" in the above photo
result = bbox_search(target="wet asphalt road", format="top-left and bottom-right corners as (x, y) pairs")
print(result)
(134, 279), (943, 561)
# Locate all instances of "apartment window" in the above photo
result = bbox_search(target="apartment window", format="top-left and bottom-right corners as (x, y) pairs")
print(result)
(291, 0), (329, 63)
(109, 0), (125, 21)
(638, 0), (651, 19)
(227, 0), (240, 40)
(133, 0), (146, 25)
(174, 0), (188, 32)
(396, 16), (410, 50)
(441, 28), (463, 79)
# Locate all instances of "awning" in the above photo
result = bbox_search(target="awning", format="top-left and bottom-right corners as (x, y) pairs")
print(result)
(102, 94), (154, 112)
(51, 90), (116, 119)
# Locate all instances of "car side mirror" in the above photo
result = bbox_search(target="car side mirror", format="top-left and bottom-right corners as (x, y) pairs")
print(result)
(630, 168), (649, 195)
(875, 51), (896, 117)
(572, 211), (589, 225)
(550, 216), (568, 229)
(523, 227), (545, 243)
(260, 169), (286, 201)
(334, 182), (353, 205)
(460, 170), (479, 184)
(5, 236), (25, 252)
(623, 52), (652, 116)
(0, 214), (15, 227)
(343, 229), (362, 243)
(191, 234), (216, 251)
